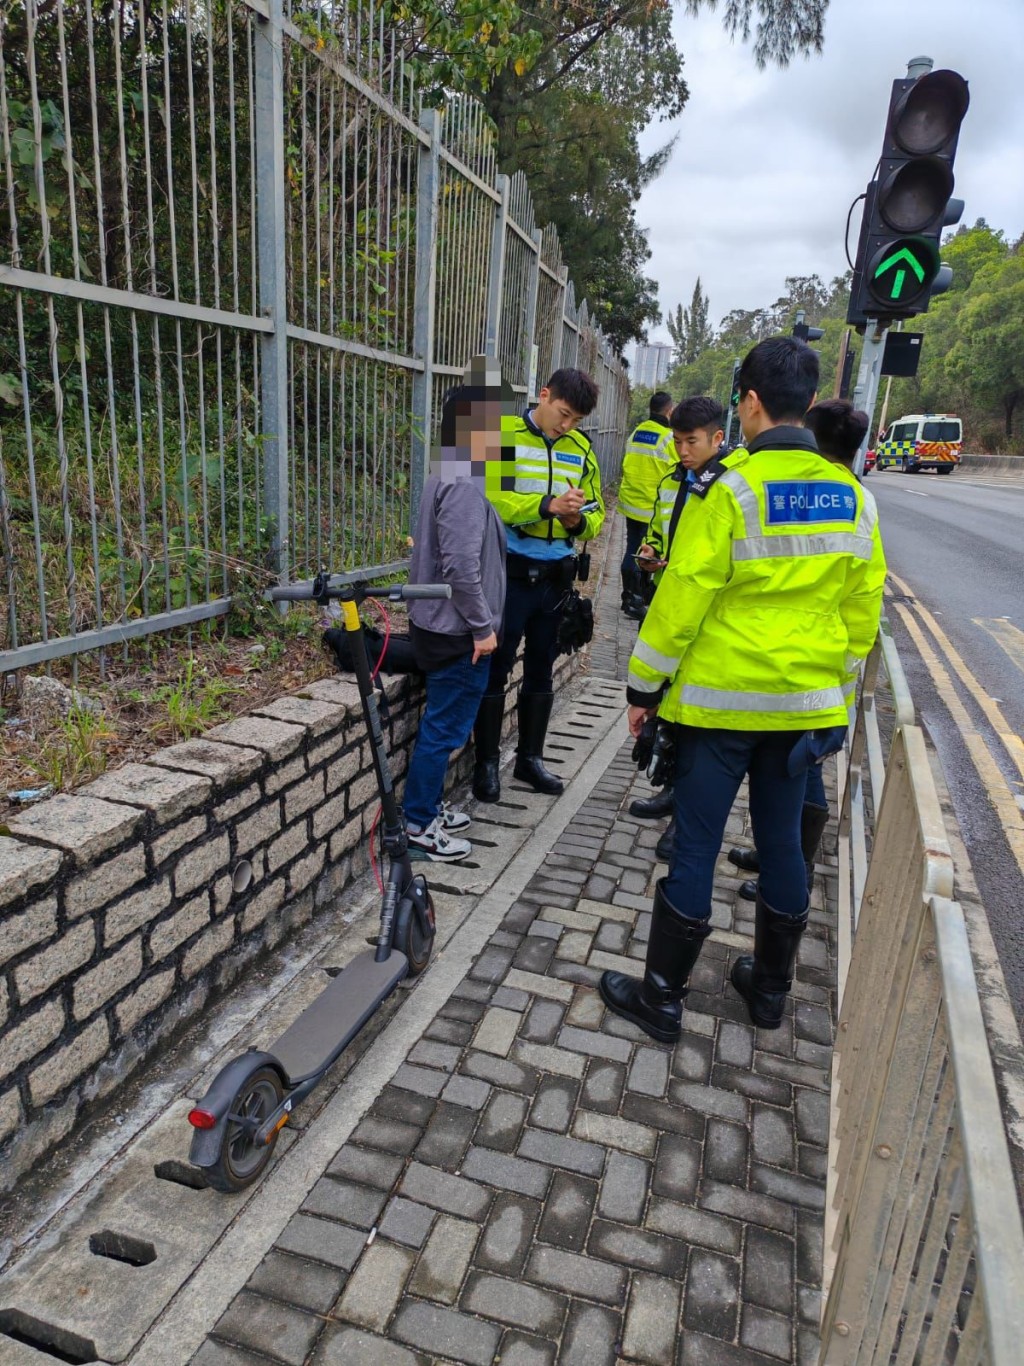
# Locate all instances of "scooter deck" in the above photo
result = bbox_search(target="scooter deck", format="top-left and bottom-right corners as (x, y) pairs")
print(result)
(273, 948), (408, 1085)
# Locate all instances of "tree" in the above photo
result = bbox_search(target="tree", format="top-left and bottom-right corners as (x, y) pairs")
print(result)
(947, 248), (1024, 438)
(666, 303), (687, 367)
(383, 1), (832, 346)
(683, 277), (714, 364)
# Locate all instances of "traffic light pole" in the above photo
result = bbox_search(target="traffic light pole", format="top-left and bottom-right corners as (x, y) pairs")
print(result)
(852, 319), (889, 476)
(723, 357), (740, 448)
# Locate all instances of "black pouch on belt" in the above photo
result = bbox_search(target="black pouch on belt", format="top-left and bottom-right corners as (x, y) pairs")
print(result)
(556, 589), (594, 656)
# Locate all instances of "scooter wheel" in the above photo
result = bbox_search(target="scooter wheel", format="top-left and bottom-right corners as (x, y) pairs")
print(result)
(403, 893), (435, 978)
(203, 1065), (284, 1193)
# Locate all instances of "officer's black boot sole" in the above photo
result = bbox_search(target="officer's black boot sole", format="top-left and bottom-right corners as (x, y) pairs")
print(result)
(599, 973), (681, 1043)
(730, 889), (809, 1029)
(728, 846), (760, 874)
(629, 790), (675, 820)
(472, 694), (505, 803)
(599, 880), (711, 1043)
(513, 755), (564, 795)
(472, 759), (501, 803)
(514, 692), (563, 795)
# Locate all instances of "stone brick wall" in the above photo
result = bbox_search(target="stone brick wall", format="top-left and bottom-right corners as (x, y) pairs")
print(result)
(0, 651), (580, 1186)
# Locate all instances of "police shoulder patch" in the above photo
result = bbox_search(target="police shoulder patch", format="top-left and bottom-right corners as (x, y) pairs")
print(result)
(687, 458), (729, 499)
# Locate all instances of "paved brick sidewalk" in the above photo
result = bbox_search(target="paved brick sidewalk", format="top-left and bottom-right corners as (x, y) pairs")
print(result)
(195, 520), (837, 1366)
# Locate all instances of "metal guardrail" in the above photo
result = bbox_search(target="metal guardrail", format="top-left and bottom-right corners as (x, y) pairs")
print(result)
(822, 621), (1024, 1362)
(0, 0), (629, 672)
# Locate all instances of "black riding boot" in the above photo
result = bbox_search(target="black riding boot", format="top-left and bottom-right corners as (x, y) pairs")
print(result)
(800, 802), (830, 895)
(472, 694), (505, 803)
(600, 879), (712, 1043)
(655, 819), (676, 863)
(730, 889), (809, 1029)
(630, 789), (674, 819)
(513, 692), (563, 795)
(737, 801), (830, 902)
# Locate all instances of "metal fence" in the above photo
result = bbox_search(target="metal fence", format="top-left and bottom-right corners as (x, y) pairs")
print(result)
(0, 0), (629, 672)
(821, 622), (1024, 1363)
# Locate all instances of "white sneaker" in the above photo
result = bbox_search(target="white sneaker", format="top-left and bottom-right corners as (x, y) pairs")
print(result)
(408, 817), (471, 862)
(439, 801), (471, 833)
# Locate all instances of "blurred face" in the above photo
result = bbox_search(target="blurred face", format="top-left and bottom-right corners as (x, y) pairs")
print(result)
(532, 386), (585, 440)
(673, 425), (724, 471)
(433, 396), (503, 480)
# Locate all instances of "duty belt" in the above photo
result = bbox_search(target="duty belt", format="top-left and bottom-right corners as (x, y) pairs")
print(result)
(506, 554), (577, 588)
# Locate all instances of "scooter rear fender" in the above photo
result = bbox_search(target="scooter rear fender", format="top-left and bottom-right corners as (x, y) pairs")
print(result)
(188, 1049), (284, 1169)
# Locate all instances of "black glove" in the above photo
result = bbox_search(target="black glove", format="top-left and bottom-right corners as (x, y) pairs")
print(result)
(647, 724), (676, 788)
(631, 717), (658, 771)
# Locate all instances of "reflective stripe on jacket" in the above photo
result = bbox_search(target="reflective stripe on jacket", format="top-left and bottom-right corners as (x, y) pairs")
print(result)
(646, 466), (686, 561)
(627, 427), (886, 731)
(618, 419), (675, 520)
(645, 466), (687, 586)
(486, 413), (605, 545)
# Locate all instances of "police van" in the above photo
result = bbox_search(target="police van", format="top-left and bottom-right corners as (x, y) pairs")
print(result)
(874, 414), (963, 474)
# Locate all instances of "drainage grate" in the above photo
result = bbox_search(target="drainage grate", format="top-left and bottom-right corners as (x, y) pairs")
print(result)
(88, 1230), (157, 1268)
(0, 1309), (98, 1364)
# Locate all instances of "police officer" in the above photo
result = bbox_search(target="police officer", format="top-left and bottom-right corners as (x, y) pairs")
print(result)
(472, 368), (604, 803)
(600, 337), (886, 1043)
(728, 400), (873, 901)
(630, 397), (726, 838)
(618, 391), (675, 620)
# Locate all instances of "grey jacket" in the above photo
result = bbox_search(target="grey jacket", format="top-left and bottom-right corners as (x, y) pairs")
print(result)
(408, 475), (507, 641)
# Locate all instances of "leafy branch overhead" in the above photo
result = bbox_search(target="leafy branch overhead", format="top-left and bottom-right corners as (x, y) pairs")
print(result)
(384, 1), (831, 348)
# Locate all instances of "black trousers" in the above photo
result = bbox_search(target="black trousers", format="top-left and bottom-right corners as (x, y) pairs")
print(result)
(486, 573), (565, 697)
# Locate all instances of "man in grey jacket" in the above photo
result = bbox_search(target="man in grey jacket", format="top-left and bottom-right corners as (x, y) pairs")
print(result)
(404, 359), (508, 861)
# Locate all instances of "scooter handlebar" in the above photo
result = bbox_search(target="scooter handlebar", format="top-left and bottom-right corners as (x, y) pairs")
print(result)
(396, 584), (452, 601)
(267, 583), (316, 602)
(266, 580), (451, 603)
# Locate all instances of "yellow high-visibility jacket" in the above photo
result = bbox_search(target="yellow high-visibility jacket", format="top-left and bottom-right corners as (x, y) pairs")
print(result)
(627, 427), (886, 730)
(618, 418), (675, 521)
(486, 413), (605, 545)
(646, 465), (689, 559)
(643, 465), (688, 587)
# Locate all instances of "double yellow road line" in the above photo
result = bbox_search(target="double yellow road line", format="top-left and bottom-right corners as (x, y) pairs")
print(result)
(887, 571), (1024, 881)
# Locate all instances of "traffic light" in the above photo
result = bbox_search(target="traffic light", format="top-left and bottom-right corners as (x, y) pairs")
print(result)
(728, 358), (741, 407)
(848, 66), (969, 326)
(793, 320), (824, 344)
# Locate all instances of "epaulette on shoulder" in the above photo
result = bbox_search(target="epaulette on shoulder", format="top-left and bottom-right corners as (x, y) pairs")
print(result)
(688, 457), (729, 500)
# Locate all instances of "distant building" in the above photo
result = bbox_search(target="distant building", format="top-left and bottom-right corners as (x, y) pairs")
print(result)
(632, 343), (672, 389)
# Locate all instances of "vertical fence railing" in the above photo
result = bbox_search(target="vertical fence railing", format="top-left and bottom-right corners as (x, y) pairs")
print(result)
(822, 627), (1024, 1363)
(0, 0), (630, 671)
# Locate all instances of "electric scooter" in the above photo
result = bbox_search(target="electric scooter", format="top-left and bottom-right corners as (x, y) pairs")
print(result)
(186, 571), (451, 1192)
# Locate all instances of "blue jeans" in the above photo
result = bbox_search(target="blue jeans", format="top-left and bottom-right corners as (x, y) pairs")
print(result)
(666, 726), (809, 920)
(404, 652), (491, 829)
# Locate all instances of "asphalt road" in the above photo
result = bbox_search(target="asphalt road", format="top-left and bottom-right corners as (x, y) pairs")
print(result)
(869, 467), (1024, 1021)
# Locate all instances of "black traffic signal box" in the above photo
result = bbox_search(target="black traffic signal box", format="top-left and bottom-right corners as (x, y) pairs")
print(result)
(848, 68), (969, 327)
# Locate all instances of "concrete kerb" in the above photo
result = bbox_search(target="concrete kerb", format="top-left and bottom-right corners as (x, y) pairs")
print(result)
(128, 695), (631, 1365)
(957, 454), (1024, 476)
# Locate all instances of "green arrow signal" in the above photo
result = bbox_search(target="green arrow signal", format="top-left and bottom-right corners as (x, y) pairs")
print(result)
(868, 238), (939, 308)
(875, 246), (927, 299)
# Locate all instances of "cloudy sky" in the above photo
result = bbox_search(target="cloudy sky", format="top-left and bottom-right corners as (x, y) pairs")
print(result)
(633, 0), (1024, 350)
